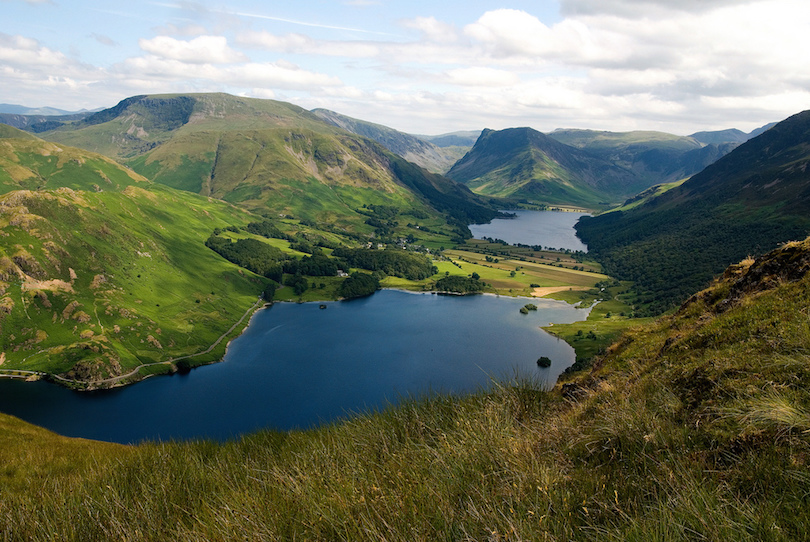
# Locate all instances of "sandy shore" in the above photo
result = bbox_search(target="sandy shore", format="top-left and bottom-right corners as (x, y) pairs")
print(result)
(531, 286), (589, 297)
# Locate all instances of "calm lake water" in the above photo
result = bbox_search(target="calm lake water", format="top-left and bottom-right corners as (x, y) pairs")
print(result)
(469, 210), (590, 252)
(0, 291), (590, 443)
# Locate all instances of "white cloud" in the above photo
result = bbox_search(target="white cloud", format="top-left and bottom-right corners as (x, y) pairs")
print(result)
(560, 0), (759, 17)
(0, 33), (70, 67)
(237, 31), (381, 58)
(400, 16), (459, 43)
(444, 67), (520, 87)
(138, 35), (247, 64)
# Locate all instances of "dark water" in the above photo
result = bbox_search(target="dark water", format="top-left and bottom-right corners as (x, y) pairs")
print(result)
(0, 291), (589, 443)
(469, 210), (590, 251)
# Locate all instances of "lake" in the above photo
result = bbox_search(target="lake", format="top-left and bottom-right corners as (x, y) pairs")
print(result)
(0, 291), (590, 444)
(469, 209), (590, 252)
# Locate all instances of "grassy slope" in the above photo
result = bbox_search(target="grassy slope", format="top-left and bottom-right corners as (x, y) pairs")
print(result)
(2, 241), (810, 540)
(0, 129), (148, 195)
(0, 184), (265, 385)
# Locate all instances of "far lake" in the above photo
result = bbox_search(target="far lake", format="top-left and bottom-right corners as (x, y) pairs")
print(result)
(469, 209), (590, 252)
(0, 291), (590, 444)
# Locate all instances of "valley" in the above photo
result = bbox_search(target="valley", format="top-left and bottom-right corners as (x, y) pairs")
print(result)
(3, 0), (810, 537)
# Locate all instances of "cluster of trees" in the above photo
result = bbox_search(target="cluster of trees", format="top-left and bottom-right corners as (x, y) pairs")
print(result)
(283, 253), (340, 277)
(577, 204), (810, 315)
(332, 248), (437, 280)
(245, 221), (291, 241)
(284, 274), (310, 296)
(338, 272), (380, 299)
(205, 236), (284, 283)
(434, 275), (484, 294)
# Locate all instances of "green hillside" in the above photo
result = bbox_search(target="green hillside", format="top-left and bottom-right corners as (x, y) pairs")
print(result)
(576, 110), (810, 314)
(41, 94), (496, 231)
(0, 184), (268, 387)
(446, 127), (642, 209)
(0, 125), (148, 194)
(2, 239), (810, 540)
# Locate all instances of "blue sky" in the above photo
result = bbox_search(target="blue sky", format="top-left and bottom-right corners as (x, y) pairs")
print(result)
(1, 0), (808, 135)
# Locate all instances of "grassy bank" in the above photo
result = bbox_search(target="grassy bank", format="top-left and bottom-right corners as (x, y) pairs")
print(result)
(2, 242), (810, 540)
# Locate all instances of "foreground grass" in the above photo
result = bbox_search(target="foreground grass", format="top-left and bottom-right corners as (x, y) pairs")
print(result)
(2, 242), (810, 540)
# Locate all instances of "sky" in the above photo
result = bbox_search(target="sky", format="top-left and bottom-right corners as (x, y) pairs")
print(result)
(1, 0), (809, 135)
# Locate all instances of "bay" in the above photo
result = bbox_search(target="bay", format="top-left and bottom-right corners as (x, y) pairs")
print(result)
(0, 290), (589, 444)
(469, 209), (590, 252)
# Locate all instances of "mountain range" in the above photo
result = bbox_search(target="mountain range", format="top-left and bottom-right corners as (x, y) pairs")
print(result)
(34, 93), (496, 230)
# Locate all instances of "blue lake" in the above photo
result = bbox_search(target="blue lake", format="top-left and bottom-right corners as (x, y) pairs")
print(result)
(0, 290), (590, 444)
(469, 210), (590, 252)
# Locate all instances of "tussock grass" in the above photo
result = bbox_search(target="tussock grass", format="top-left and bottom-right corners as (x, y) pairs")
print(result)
(3, 249), (810, 540)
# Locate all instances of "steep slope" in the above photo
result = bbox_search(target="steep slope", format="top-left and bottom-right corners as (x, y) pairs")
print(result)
(0, 125), (148, 194)
(3, 241), (810, 540)
(41, 94), (496, 229)
(0, 184), (265, 387)
(312, 108), (460, 174)
(446, 127), (640, 208)
(576, 110), (810, 313)
(548, 128), (737, 186)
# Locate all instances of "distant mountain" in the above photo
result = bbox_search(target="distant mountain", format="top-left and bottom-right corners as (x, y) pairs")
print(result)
(747, 122), (778, 139)
(311, 109), (460, 174)
(0, 111), (93, 133)
(576, 110), (810, 314)
(688, 128), (749, 145)
(0, 129), (268, 383)
(445, 127), (645, 208)
(548, 129), (738, 187)
(39, 93), (497, 229)
(416, 131), (481, 148)
(0, 104), (78, 116)
(690, 122), (777, 145)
